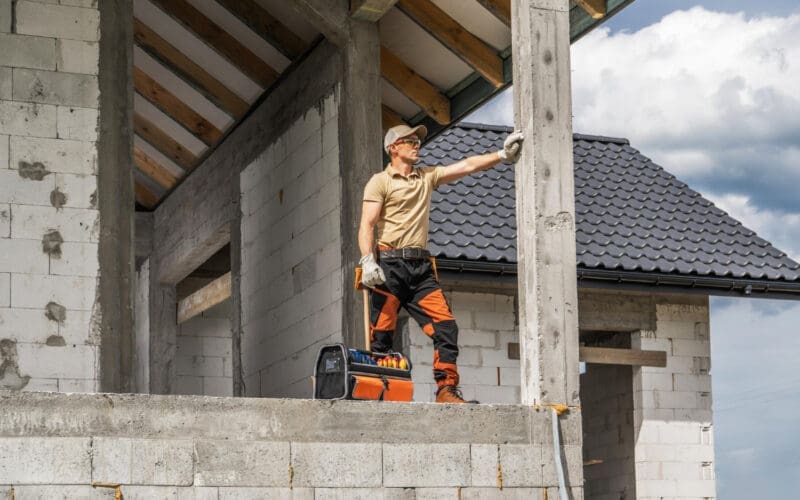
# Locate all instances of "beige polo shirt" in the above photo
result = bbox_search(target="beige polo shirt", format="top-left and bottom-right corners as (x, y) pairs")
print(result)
(363, 164), (444, 249)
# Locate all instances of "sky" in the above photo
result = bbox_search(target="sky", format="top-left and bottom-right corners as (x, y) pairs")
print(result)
(468, 1), (800, 497)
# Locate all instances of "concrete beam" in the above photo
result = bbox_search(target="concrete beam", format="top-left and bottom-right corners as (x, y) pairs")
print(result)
(291, 0), (350, 46)
(135, 212), (153, 266)
(511, 0), (580, 406)
(351, 0), (399, 22)
(338, 21), (383, 349)
(97, 0), (134, 393)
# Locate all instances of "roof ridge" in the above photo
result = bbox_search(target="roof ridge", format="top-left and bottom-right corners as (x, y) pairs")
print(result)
(454, 122), (630, 145)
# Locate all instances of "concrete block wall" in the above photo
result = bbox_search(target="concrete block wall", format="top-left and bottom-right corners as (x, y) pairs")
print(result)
(408, 291), (520, 403)
(581, 364), (636, 499)
(0, 0), (101, 392)
(175, 299), (233, 397)
(631, 301), (716, 499)
(0, 391), (585, 498)
(240, 91), (341, 398)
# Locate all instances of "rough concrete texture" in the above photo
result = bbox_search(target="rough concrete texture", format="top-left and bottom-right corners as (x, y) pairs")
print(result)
(0, 391), (583, 496)
(0, 0), (104, 393)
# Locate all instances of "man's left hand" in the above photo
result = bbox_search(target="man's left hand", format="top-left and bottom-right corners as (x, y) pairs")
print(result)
(498, 131), (524, 163)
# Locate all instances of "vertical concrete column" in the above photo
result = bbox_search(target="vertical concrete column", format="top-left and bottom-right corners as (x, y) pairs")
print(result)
(338, 20), (383, 348)
(148, 261), (177, 395)
(97, 1), (135, 392)
(511, 0), (580, 406)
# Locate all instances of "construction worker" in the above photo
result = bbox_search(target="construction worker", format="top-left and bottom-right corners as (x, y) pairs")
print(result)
(358, 124), (523, 403)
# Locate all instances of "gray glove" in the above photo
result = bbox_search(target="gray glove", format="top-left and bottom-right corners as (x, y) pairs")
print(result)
(497, 131), (524, 163)
(359, 253), (386, 287)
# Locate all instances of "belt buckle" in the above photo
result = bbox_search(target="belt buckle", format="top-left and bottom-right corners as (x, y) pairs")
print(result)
(402, 248), (411, 260)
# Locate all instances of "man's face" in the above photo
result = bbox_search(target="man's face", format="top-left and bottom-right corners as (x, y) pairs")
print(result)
(389, 134), (421, 162)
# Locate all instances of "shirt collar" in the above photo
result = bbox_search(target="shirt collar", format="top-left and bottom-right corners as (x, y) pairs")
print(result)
(384, 164), (421, 178)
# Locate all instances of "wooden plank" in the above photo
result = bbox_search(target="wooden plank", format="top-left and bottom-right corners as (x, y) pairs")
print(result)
(575, 0), (606, 19)
(134, 113), (198, 171)
(134, 18), (248, 118)
(135, 181), (159, 209)
(397, 0), (504, 87)
(134, 146), (180, 190)
(475, 0), (510, 27)
(134, 66), (223, 146)
(216, 0), (308, 60)
(177, 271), (232, 324)
(350, 0), (399, 21)
(380, 46), (450, 125)
(381, 104), (406, 132)
(579, 347), (667, 367)
(149, 0), (279, 88)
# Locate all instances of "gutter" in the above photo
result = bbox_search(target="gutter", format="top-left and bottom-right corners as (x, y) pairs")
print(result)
(434, 258), (800, 300)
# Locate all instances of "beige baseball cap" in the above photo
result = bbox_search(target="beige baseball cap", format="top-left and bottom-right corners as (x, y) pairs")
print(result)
(383, 124), (428, 153)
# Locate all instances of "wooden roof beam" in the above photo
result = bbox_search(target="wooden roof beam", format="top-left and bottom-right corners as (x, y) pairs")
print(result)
(133, 18), (248, 118)
(475, 0), (510, 27)
(397, 0), (504, 87)
(149, 0), (279, 88)
(381, 104), (407, 132)
(134, 146), (180, 190)
(134, 66), (223, 146)
(351, 0), (399, 21)
(216, 0), (308, 60)
(177, 271), (232, 324)
(135, 182), (159, 209)
(381, 46), (450, 125)
(134, 113), (198, 171)
(575, 0), (606, 19)
(580, 346), (667, 367)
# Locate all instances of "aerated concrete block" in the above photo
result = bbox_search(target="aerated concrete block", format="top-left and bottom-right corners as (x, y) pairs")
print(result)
(131, 439), (194, 485)
(11, 135), (96, 175)
(0, 33), (56, 70)
(10, 485), (115, 499)
(11, 273), (96, 310)
(16, 343), (96, 379)
(15, 1), (100, 41)
(217, 487), (313, 500)
(292, 442), (382, 487)
(0, 437), (91, 483)
(461, 488), (544, 499)
(0, 135), (8, 167)
(470, 444), (499, 486)
(383, 443), (470, 487)
(118, 486), (178, 500)
(56, 39), (99, 75)
(0, 238), (50, 274)
(13, 68), (99, 108)
(50, 242), (100, 277)
(0, 101), (58, 138)
(176, 487), (220, 500)
(194, 440), (289, 486)
(202, 376), (232, 397)
(0, 307), (58, 341)
(56, 106), (98, 141)
(314, 488), (413, 500)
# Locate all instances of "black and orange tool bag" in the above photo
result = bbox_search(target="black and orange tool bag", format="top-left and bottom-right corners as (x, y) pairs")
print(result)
(313, 344), (414, 401)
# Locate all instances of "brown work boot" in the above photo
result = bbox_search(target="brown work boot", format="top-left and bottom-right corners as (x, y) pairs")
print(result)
(436, 385), (479, 404)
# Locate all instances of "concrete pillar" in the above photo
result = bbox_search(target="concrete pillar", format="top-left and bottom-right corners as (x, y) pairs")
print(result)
(511, 0), (580, 406)
(338, 20), (383, 349)
(148, 264), (177, 395)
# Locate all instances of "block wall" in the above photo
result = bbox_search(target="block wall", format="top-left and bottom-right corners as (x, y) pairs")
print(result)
(175, 299), (233, 397)
(0, 0), (101, 392)
(407, 290), (520, 403)
(632, 302), (716, 499)
(240, 91), (341, 398)
(0, 391), (584, 499)
(581, 364), (637, 499)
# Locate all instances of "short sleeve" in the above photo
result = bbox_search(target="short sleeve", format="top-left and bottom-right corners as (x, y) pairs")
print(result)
(424, 166), (444, 189)
(363, 174), (386, 202)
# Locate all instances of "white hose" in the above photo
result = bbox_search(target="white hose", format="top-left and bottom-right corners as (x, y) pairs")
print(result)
(551, 407), (569, 500)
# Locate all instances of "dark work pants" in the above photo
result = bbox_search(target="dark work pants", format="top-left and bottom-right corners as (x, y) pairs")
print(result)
(369, 257), (459, 388)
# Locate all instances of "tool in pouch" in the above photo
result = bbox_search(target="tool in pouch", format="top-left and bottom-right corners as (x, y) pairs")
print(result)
(312, 265), (414, 401)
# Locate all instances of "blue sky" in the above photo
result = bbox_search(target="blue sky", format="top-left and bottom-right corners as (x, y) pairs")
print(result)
(469, 1), (800, 497)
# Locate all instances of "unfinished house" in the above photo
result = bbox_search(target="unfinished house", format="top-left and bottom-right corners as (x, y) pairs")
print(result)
(2, 0), (798, 498)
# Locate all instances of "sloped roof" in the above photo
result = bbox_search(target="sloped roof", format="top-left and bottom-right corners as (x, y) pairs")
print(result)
(421, 122), (800, 296)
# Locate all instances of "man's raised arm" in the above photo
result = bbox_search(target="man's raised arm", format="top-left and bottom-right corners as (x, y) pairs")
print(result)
(437, 131), (524, 185)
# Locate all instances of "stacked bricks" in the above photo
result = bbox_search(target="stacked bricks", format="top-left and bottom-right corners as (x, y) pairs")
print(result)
(408, 291), (520, 403)
(239, 92), (342, 398)
(0, 0), (101, 392)
(175, 299), (233, 397)
(632, 302), (716, 499)
(0, 391), (585, 499)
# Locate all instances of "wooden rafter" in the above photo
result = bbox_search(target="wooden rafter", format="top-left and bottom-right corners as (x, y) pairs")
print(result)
(134, 113), (198, 171)
(177, 272), (232, 324)
(381, 46), (450, 125)
(134, 146), (179, 190)
(350, 0), (399, 21)
(475, 0), (510, 27)
(397, 0), (504, 87)
(135, 182), (159, 209)
(149, 0), (279, 88)
(381, 104), (407, 132)
(134, 66), (223, 146)
(216, 0), (308, 60)
(575, 0), (606, 19)
(579, 347), (667, 367)
(133, 18), (248, 118)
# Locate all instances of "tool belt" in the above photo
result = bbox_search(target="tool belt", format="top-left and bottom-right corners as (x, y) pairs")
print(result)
(378, 247), (431, 260)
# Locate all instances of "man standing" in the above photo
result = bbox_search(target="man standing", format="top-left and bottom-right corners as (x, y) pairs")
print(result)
(358, 124), (523, 403)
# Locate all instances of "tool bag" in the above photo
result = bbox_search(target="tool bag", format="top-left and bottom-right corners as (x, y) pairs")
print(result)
(313, 344), (414, 401)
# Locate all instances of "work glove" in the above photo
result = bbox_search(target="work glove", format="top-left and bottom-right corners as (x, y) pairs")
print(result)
(497, 131), (524, 163)
(359, 253), (386, 287)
